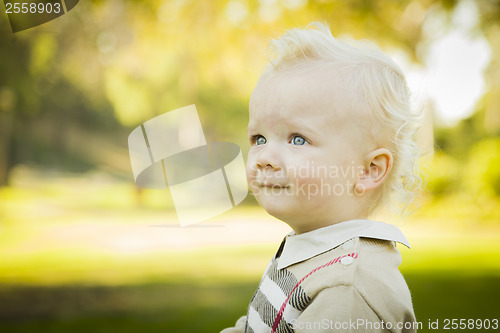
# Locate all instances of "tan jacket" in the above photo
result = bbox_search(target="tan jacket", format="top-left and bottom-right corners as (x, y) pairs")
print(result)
(222, 220), (417, 333)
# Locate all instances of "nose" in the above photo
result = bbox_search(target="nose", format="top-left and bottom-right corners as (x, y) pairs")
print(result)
(254, 146), (282, 171)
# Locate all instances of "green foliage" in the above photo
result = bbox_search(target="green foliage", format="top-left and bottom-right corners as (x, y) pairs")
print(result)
(1, 3), (500, 331)
(4, 0), (491, 186)
(425, 152), (461, 196)
(433, 114), (487, 160)
(464, 138), (500, 197)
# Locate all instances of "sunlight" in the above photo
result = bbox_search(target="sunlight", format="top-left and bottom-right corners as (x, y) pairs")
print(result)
(417, 0), (491, 125)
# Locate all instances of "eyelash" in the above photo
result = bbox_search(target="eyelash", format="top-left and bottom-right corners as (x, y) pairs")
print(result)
(249, 134), (309, 145)
(250, 135), (266, 145)
(290, 135), (308, 145)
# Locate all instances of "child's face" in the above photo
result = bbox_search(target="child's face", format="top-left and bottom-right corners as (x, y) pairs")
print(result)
(246, 69), (370, 233)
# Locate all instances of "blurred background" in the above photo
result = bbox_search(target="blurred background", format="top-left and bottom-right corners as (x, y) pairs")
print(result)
(1, 0), (499, 332)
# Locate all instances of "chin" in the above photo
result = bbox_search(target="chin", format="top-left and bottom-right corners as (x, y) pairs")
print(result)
(264, 207), (308, 233)
(258, 198), (297, 222)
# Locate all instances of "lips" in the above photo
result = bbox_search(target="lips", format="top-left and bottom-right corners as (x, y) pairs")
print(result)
(261, 183), (289, 189)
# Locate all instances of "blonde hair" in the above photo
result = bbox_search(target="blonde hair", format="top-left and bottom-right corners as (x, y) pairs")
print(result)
(261, 22), (422, 214)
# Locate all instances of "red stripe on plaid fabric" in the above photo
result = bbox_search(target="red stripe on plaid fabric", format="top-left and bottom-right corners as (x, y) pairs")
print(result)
(271, 252), (358, 333)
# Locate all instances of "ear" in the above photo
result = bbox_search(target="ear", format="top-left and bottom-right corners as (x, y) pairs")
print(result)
(355, 148), (393, 194)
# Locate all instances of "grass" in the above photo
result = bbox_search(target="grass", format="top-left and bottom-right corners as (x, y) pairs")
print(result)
(1, 242), (499, 333)
(0, 273), (499, 332)
(0, 281), (257, 332)
(1, 167), (500, 332)
(407, 273), (500, 324)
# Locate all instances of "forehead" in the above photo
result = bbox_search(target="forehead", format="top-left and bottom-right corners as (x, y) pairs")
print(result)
(248, 67), (354, 129)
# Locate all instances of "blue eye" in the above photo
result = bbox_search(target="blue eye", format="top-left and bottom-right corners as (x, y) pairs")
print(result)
(291, 135), (307, 145)
(254, 135), (267, 145)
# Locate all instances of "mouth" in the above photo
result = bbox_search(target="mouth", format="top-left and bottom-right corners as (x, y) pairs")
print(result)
(261, 183), (289, 189)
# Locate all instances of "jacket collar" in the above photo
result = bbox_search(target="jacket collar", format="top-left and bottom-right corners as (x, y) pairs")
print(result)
(276, 219), (410, 270)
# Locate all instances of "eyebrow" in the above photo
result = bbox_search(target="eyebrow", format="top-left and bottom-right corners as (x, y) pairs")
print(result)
(246, 117), (320, 138)
(246, 116), (264, 135)
(283, 116), (320, 135)
(247, 123), (257, 135)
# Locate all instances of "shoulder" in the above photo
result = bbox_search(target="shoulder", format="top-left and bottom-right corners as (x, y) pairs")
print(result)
(354, 238), (415, 321)
(289, 237), (415, 327)
(287, 237), (406, 288)
(354, 237), (412, 305)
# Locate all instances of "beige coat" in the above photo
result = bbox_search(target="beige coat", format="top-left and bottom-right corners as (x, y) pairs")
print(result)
(222, 220), (417, 333)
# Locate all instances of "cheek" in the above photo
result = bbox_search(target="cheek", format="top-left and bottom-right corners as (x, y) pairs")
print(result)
(286, 160), (338, 186)
(291, 168), (354, 200)
(245, 157), (257, 185)
(293, 174), (321, 187)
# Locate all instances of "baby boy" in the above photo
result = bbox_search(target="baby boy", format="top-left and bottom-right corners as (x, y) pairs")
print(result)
(222, 22), (421, 333)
